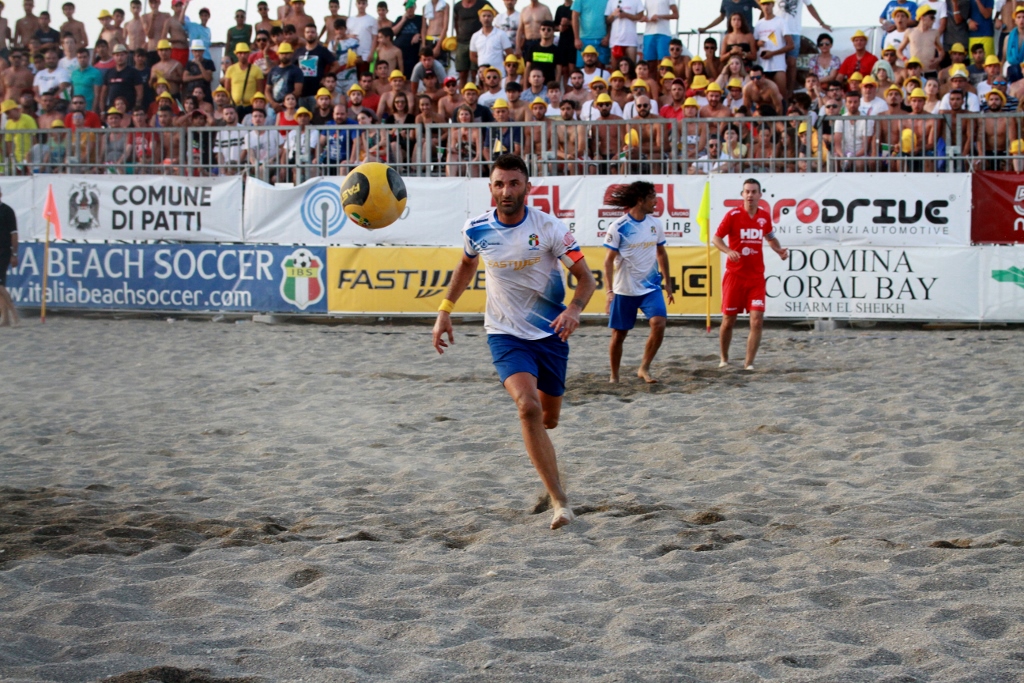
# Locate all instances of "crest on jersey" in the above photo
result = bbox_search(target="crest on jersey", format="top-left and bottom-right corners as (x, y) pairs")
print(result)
(528, 233), (540, 248)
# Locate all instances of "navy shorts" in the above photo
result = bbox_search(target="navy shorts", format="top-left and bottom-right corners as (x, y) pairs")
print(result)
(488, 333), (569, 397)
(609, 289), (667, 330)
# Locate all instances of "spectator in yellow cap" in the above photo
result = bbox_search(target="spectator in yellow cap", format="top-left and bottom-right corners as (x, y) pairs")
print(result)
(224, 43), (266, 111)
(979, 90), (1011, 169)
(486, 96), (522, 159)
(880, 7), (910, 59)
(376, 68), (409, 119)
(938, 66), (981, 110)
(580, 80), (623, 119)
(900, 87), (937, 172)
(469, 3), (513, 81)
(150, 37), (184, 96)
(579, 44), (610, 87)
(937, 42), (969, 93)
(459, 80), (495, 123)
(896, 6), (944, 75)
(477, 64), (506, 108)
(838, 30), (878, 84)
(264, 40), (303, 113)
(3, 100), (36, 166)
(311, 87), (335, 123)
(977, 54), (1003, 99)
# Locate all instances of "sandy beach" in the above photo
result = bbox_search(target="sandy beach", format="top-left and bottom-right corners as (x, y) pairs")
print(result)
(1, 316), (1022, 683)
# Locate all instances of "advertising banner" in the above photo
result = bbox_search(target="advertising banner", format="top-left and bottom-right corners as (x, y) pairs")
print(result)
(710, 174), (972, 248)
(24, 175), (244, 242)
(763, 247), (980, 319)
(326, 246), (719, 316)
(5, 242), (328, 313)
(980, 245), (1024, 320)
(243, 176), (469, 246)
(971, 172), (1024, 243)
(0, 178), (34, 239)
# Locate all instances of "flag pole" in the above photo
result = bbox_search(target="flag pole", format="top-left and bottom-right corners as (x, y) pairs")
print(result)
(41, 219), (51, 324)
(705, 235), (711, 334)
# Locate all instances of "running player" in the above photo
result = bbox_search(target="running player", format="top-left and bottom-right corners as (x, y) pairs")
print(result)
(432, 154), (597, 530)
(603, 181), (673, 383)
(711, 178), (787, 371)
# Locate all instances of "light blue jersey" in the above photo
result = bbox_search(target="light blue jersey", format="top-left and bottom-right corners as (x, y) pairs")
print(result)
(603, 213), (666, 297)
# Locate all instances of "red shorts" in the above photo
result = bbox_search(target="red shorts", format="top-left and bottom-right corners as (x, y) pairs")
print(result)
(722, 271), (766, 316)
(171, 48), (189, 66)
(611, 45), (633, 62)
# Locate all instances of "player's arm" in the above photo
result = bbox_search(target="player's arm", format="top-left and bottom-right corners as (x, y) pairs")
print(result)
(603, 247), (616, 312)
(432, 251), (479, 354)
(765, 232), (787, 260)
(552, 256), (596, 341)
(656, 244), (673, 304)
(712, 233), (739, 261)
(9, 220), (18, 268)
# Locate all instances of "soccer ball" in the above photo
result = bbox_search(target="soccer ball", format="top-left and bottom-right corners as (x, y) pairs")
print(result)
(340, 162), (408, 230)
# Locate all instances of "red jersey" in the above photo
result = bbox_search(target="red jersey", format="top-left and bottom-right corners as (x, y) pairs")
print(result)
(715, 206), (775, 279)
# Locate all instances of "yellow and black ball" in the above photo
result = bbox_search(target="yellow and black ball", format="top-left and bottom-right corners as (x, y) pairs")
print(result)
(340, 162), (408, 230)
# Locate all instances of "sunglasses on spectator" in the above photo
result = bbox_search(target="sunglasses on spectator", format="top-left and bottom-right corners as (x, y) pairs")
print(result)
(994, 80), (1007, 86)
(637, 104), (650, 109)
(818, 41), (831, 47)
(751, 75), (762, 80)
(825, 104), (839, 109)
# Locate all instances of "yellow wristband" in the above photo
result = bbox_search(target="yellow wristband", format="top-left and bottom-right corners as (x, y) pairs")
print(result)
(438, 299), (455, 313)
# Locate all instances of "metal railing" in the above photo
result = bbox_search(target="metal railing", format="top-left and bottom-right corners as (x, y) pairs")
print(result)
(3, 113), (1023, 180)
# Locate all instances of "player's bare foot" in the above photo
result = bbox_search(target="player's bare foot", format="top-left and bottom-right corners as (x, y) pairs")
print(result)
(637, 366), (658, 383)
(550, 504), (575, 529)
(744, 364), (755, 371)
(718, 359), (729, 368)
(609, 373), (619, 383)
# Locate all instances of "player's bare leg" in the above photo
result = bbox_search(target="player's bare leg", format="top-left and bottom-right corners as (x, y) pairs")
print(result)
(608, 328), (628, 383)
(503, 372), (574, 529)
(0, 287), (19, 327)
(744, 310), (764, 370)
(637, 315), (666, 383)
(719, 314), (736, 367)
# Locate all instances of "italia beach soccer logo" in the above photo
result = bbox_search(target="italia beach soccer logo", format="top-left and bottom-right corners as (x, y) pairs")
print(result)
(280, 249), (325, 310)
(301, 181), (347, 238)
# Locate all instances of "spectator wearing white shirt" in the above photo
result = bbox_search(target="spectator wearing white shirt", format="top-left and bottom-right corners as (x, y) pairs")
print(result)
(494, 0), (520, 44)
(215, 105), (246, 172)
(477, 65), (507, 106)
(283, 107), (321, 182)
(242, 108), (281, 171)
(882, 5), (911, 64)
(33, 47), (72, 100)
(623, 78), (660, 116)
(833, 90), (875, 171)
(579, 44), (610, 85)
(777, 0), (831, 95)
(470, 4), (514, 76)
(347, 0), (379, 61)
(605, 0), (644, 63)
(858, 75), (890, 115)
(939, 66), (982, 110)
(753, 0), (791, 97)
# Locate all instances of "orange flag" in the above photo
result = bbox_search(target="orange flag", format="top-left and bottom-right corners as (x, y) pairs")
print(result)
(42, 184), (61, 240)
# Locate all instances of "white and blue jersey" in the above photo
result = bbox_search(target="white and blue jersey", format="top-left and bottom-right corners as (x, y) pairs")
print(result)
(464, 207), (584, 340)
(603, 213), (666, 297)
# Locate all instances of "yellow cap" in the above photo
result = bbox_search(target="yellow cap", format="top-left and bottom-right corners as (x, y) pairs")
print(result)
(988, 88), (1007, 103)
(906, 57), (923, 67)
(630, 78), (648, 90)
(882, 45), (896, 54)
(659, 57), (673, 67)
(477, 3), (497, 15)
(441, 36), (457, 52)
(851, 30), (867, 40)
(252, 91), (266, 99)
(985, 54), (1001, 67)
(316, 87), (333, 97)
(661, 72), (676, 82)
(462, 82), (479, 92)
(504, 53), (518, 63)
(290, 0), (305, 3)
(3, 98), (21, 112)
(683, 97), (698, 107)
(51, 119), (66, 128)
(491, 97), (509, 109)
(915, 5), (936, 20)
(727, 77), (743, 89)
(886, 84), (902, 94)
(589, 76), (607, 88)
(157, 39), (172, 49)
(862, 75), (878, 86)
(1011, 139), (1024, 154)
(759, 0), (774, 4)
(213, 85), (229, 94)
(901, 128), (916, 153)
(277, 42), (295, 54)
(625, 128), (639, 147)
(691, 74), (709, 89)
(904, 76), (922, 86)
(157, 92), (173, 99)
(484, 65), (501, 75)
(107, 106), (123, 114)
(891, 6), (910, 16)
(582, 45), (598, 55)
(156, 77), (170, 86)
(530, 97), (547, 106)
(950, 42), (966, 53)
(348, 83), (364, 93)
(850, 71), (864, 81)
(389, 69), (406, 80)
(610, 70), (626, 80)
(347, 48), (358, 67)
(98, 9), (112, 18)
(908, 87), (926, 100)
(689, 55), (704, 63)
(706, 82), (723, 93)
(235, 42), (251, 53)
(295, 106), (312, 117)
(798, 122), (808, 134)
(595, 92), (612, 104)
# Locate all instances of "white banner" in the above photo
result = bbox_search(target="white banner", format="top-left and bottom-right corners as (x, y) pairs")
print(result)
(710, 174), (972, 248)
(243, 176), (469, 246)
(980, 245), (1024, 321)
(25, 175), (243, 242)
(0, 178), (34, 240)
(763, 247), (980, 319)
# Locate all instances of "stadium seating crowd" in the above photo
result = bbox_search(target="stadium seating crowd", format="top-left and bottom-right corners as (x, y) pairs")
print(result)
(1, 0), (1023, 178)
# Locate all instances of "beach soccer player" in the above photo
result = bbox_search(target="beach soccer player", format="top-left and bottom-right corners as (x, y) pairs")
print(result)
(0, 188), (19, 327)
(603, 181), (673, 384)
(711, 178), (787, 371)
(431, 154), (597, 530)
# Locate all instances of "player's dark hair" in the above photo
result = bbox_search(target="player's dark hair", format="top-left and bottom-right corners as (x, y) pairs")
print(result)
(491, 154), (530, 181)
(606, 181), (655, 209)
(743, 178), (761, 191)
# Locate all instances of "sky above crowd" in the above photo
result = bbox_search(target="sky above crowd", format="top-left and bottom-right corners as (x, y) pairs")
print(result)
(19, 0), (873, 51)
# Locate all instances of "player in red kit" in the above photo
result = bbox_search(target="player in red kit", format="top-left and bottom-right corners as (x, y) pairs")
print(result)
(712, 178), (788, 371)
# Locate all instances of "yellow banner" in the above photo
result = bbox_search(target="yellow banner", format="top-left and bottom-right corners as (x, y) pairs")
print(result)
(327, 246), (720, 315)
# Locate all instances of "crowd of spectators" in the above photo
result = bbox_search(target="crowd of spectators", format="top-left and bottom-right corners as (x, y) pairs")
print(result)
(1, 0), (1023, 178)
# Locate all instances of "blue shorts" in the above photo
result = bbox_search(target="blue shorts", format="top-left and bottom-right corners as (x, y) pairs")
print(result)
(609, 289), (667, 330)
(786, 34), (800, 59)
(643, 34), (672, 61)
(487, 333), (570, 397)
(576, 38), (611, 67)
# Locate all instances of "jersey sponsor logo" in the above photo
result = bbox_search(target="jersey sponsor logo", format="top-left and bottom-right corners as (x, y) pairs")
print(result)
(741, 246), (758, 256)
(485, 256), (542, 270)
(751, 299), (764, 307)
(739, 228), (762, 240)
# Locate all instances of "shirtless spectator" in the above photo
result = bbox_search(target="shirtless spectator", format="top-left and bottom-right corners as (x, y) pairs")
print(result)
(980, 89), (1011, 168)
(255, 1), (277, 36)
(150, 39), (183, 95)
(897, 87), (936, 171)
(288, 0), (317, 33)
(0, 4), (10, 57)
(14, 0), (40, 48)
(59, 2), (87, 48)
(743, 64), (782, 113)
(700, 82), (732, 120)
(516, 0), (550, 60)
(99, 9), (124, 47)
(438, 74), (463, 118)
(2, 50), (34, 102)
(561, 69), (588, 105)
(423, 0), (449, 57)
(630, 93), (663, 171)
(550, 98), (585, 171)
(504, 80), (527, 118)
(937, 43), (968, 94)
(942, 89), (972, 168)
(143, 0), (171, 62)
(897, 6), (944, 76)
(124, 0), (146, 51)
(587, 92), (624, 170)
(165, 0), (190, 66)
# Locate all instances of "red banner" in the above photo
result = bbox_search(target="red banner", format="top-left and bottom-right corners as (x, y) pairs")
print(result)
(972, 172), (1024, 243)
